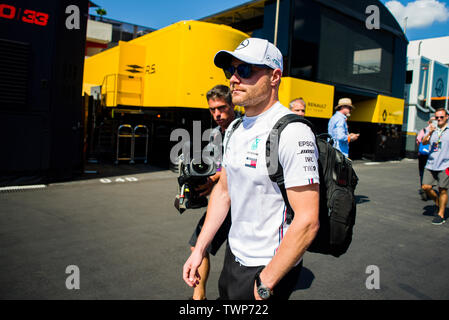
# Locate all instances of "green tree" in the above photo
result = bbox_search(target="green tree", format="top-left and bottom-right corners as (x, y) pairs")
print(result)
(96, 8), (107, 20)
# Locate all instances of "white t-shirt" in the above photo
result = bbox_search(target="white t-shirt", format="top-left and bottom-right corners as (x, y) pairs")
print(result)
(222, 102), (320, 266)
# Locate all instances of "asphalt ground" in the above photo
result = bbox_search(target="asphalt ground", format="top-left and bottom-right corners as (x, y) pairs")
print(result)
(0, 158), (448, 300)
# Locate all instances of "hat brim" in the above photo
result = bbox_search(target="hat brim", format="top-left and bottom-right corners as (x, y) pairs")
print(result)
(335, 104), (355, 110)
(214, 50), (269, 69)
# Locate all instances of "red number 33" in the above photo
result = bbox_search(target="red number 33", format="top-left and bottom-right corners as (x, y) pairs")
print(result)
(22, 9), (49, 26)
(35, 12), (49, 26)
(21, 9), (35, 23)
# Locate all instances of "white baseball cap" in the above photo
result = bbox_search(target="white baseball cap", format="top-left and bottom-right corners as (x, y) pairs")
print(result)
(214, 38), (283, 72)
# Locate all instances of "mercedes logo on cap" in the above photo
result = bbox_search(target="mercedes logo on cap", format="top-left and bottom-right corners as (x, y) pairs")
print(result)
(236, 39), (249, 50)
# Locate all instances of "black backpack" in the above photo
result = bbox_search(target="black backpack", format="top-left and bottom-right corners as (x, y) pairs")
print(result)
(227, 114), (358, 257)
(267, 114), (358, 257)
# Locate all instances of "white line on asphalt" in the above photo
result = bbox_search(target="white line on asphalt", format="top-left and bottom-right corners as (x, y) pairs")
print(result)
(99, 177), (139, 184)
(0, 184), (47, 192)
(365, 162), (381, 166)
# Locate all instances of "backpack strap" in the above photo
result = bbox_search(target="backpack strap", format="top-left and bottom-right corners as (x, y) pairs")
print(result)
(266, 114), (316, 224)
(317, 132), (334, 145)
(224, 118), (243, 155)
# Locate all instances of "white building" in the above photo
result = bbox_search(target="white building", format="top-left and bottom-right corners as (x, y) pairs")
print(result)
(86, 19), (113, 57)
(407, 36), (449, 66)
(403, 37), (449, 156)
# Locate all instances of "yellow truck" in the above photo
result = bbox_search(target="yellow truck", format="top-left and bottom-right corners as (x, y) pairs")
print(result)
(83, 20), (405, 166)
(83, 21), (249, 166)
(84, 20), (248, 110)
(83, 20), (338, 118)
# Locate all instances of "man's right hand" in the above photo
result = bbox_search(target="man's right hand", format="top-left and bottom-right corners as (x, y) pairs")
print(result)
(349, 133), (360, 142)
(183, 249), (204, 288)
(183, 167), (230, 289)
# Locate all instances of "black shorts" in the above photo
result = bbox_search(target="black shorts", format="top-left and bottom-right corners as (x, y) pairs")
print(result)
(189, 210), (231, 256)
(218, 243), (303, 300)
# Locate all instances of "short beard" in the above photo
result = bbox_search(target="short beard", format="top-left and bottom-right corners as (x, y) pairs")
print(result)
(231, 76), (272, 108)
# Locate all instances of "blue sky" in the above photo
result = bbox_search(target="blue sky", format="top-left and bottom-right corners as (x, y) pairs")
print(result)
(90, 0), (449, 41)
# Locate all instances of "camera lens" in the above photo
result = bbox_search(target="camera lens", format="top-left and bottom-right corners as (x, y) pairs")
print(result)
(191, 162), (210, 174)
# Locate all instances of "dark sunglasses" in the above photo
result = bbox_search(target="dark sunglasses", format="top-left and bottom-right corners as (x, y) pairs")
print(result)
(223, 63), (266, 80)
(436, 116), (446, 119)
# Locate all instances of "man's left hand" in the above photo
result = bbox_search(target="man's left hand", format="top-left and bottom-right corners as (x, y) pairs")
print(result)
(254, 281), (263, 300)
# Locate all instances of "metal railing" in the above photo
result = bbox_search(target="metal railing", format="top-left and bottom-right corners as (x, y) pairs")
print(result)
(115, 124), (133, 164)
(115, 124), (149, 164)
(132, 125), (149, 164)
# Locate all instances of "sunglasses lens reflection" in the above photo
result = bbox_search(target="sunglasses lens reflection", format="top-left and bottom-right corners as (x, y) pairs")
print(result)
(223, 64), (253, 79)
(237, 64), (252, 78)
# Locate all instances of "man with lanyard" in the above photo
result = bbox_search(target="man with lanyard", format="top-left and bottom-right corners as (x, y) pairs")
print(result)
(327, 98), (360, 158)
(422, 108), (449, 225)
(183, 38), (320, 300)
(188, 85), (237, 299)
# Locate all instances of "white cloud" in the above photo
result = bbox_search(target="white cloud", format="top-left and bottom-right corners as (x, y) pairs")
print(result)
(385, 0), (449, 29)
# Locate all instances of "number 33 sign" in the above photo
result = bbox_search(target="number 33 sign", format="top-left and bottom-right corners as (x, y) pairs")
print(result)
(1, 4), (81, 30)
(0, 4), (49, 26)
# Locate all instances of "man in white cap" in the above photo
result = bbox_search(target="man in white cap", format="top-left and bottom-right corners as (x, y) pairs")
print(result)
(183, 38), (320, 300)
(328, 98), (360, 157)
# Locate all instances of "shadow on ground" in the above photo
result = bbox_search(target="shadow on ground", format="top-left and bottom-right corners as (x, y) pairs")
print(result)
(70, 161), (170, 183)
(355, 195), (370, 204)
(422, 205), (448, 219)
(294, 267), (315, 291)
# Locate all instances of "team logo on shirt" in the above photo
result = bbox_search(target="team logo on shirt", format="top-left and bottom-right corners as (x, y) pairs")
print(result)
(244, 138), (262, 168)
(245, 157), (258, 168)
(298, 141), (314, 147)
(297, 140), (318, 173)
(297, 140), (315, 155)
(251, 138), (261, 151)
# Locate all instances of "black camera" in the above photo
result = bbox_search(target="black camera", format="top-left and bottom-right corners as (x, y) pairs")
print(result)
(174, 156), (216, 214)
